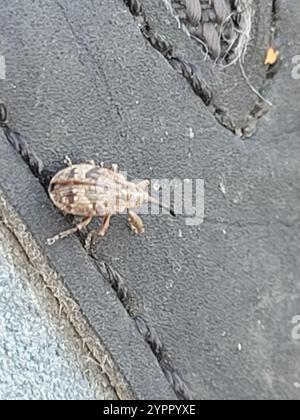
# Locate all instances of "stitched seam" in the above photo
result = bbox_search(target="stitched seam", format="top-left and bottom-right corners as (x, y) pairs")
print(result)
(123, 0), (280, 137)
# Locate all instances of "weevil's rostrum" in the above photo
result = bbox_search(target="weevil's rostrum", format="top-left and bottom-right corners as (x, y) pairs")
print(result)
(47, 161), (172, 247)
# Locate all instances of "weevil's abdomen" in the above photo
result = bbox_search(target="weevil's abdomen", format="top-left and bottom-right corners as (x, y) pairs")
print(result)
(49, 181), (102, 216)
(49, 164), (112, 216)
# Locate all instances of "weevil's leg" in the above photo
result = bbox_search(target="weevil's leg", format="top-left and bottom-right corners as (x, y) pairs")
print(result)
(128, 210), (145, 234)
(85, 214), (112, 250)
(137, 180), (150, 190)
(111, 163), (119, 173)
(98, 214), (112, 236)
(64, 155), (73, 167)
(47, 215), (93, 245)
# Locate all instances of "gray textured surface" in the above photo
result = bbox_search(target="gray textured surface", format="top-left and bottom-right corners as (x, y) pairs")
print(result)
(0, 0), (299, 400)
(0, 222), (116, 400)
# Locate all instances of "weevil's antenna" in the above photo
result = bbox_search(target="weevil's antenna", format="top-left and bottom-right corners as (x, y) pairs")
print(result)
(148, 195), (176, 217)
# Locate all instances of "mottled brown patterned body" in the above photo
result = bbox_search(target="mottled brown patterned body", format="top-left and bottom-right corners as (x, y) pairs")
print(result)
(49, 164), (149, 216)
(47, 162), (153, 247)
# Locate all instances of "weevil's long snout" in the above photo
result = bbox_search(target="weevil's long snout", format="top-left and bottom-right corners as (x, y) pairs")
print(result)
(148, 195), (175, 217)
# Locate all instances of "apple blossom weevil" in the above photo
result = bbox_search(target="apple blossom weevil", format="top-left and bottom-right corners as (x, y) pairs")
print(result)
(47, 159), (174, 247)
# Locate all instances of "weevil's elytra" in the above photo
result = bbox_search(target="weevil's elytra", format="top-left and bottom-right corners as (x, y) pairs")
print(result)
(47, 161), (174, 247)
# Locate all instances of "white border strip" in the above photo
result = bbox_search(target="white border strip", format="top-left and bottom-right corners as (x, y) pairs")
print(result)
(0, 55), (6, 80)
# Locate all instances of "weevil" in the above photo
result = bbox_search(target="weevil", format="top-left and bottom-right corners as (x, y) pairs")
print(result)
(47, 159), (174, 247)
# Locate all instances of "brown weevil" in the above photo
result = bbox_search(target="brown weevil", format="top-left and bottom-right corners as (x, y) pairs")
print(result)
(47, 159), (174, 248)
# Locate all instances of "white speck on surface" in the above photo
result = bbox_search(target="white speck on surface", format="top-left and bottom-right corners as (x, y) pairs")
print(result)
(188, 127), (194, 139)
(178, 229), (183, 238)
(238, 343), (242, 352)
(294, 382), (300, 389)
(219, 176), (227, 196)
(166, 279), (174, 290)
(222, 229), (227, 235)
(221, 331), (227, 337)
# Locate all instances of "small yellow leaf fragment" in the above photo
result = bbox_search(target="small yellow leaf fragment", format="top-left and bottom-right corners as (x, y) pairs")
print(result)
(264, 47), (279, 66)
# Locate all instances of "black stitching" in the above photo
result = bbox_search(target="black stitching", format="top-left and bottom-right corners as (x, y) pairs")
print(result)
(92, 257), (193, 400)
(0, 106), (44, 178)
(0, 103), (7, 126)
(123, 0), (213, 107)
(123, 0), (281, 137)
